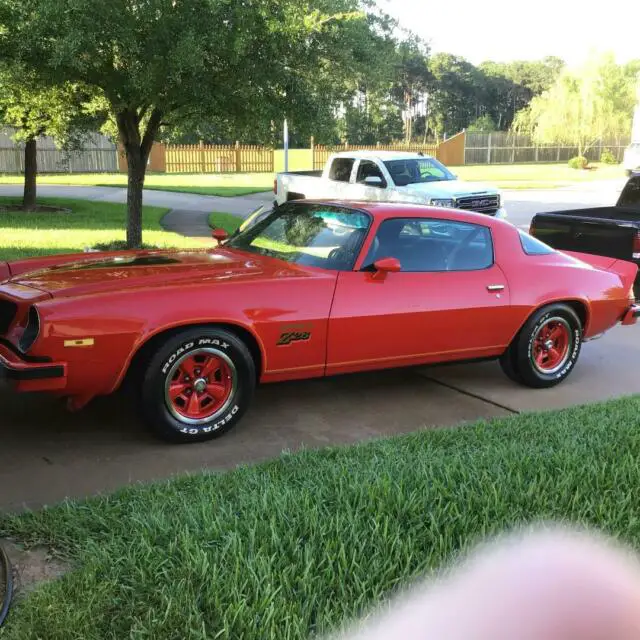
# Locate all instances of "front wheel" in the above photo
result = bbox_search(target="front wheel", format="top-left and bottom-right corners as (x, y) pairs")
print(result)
(502, 304), (583, 389)
(140, 328), (256, 443)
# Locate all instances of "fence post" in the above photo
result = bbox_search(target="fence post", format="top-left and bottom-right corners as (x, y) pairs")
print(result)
(535, 145), (539, 163)
(556, 146), (560, 162)
(235, 141), (241, 173)
(199, 140), (205, 173)
(511, 136), (516, 164)
(487, 133), (492, 164)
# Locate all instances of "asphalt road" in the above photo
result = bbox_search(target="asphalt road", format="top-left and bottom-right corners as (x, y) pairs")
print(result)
(0, 180), (637, 512)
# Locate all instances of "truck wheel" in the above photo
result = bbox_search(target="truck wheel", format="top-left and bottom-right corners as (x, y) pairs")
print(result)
(503, 304), (582, 389)
(139, 328), (256, 443)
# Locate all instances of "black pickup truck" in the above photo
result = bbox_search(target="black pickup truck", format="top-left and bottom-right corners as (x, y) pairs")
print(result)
(529, 173), (640, 296)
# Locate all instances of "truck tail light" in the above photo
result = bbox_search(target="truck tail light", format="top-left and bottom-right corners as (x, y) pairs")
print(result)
(633, 231), (640, 260)
(273, 179), (277, 194)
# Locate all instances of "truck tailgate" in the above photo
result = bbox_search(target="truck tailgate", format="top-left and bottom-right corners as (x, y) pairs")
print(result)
(530, 208), (636, 261)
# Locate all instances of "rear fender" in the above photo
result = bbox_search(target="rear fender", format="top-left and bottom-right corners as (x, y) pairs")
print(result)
(562, 250), (638, 293)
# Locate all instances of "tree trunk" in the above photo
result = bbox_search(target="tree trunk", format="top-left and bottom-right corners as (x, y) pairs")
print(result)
(23, 136), (37, 210)
(125, 147), (145, 248)
(116, 107), (163, 249)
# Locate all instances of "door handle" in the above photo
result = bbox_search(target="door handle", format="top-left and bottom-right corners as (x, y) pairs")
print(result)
(487, 284), (505, 292)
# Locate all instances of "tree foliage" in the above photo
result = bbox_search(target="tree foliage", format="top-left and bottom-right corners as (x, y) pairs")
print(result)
(0, 64), (98, 208)
(514, 53), (637, 157)
(0, 0), (389, 246)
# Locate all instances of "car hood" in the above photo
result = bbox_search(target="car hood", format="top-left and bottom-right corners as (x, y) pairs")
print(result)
(8, 248), (312, 298)
(401, 180), (500, 199)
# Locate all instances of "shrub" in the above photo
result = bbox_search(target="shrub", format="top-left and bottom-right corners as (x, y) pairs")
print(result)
(600, 148), (618, 164)
(568, 156), (588, 170)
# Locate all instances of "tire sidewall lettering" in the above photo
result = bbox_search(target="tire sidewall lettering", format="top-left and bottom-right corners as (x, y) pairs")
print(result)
(161, 337), (231, 375)
(178, 404), (240, 436)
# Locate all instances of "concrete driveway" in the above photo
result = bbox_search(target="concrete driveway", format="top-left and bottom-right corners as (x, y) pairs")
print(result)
(1, 180), (638, 511)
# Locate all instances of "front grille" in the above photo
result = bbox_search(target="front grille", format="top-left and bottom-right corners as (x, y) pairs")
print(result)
(456, 194), (500, 215)
(0, 299), (17, 335)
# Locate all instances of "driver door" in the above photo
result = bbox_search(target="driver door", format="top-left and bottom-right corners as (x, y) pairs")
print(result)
(326, 217), (514, 375)
(347, 159), (389, 202)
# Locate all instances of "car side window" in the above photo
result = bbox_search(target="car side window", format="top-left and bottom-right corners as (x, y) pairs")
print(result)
(328, 158), (355, 183)
(356, 160), (386, 185)
(518, 230), (555, 255)
(362, 218), (494, 272)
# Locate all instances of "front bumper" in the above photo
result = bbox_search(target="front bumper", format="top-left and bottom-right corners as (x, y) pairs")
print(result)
(0, 339), (67, 391)
(621, 304), (640, 326)
(494, 207), (507, 220)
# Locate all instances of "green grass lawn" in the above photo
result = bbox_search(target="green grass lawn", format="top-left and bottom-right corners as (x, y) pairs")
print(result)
(208, 211), (243, 234)
(452, 162), (626, 189)
(0, 172), (274, 197)
(2, 396), (640, 639)
(0, 163), (627, 197)
(0, 198), (202, 262)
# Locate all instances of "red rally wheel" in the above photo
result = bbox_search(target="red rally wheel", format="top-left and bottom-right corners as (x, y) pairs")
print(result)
(165, 350), (236, 423)
(500, 304), (583, 389)
(140, 327), (256, 443)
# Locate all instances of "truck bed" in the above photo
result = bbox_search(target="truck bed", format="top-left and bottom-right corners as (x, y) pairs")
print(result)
(530, 207), (637, 261)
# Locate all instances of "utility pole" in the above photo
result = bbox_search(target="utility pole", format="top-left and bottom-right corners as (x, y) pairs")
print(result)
(283, 118), (289, 172)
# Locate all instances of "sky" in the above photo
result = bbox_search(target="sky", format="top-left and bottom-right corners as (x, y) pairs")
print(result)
(381, 0), (639, 67)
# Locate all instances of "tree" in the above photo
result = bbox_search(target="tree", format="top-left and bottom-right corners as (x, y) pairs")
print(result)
(467, 114), (497, 132)
(0, 66), (96, 209)
(426, 54), (481, 139)
(514, 53), (636, 157)
(1, 0), (383, 247)
(390, 39), (431, 142)
(478, 58), (564, 131)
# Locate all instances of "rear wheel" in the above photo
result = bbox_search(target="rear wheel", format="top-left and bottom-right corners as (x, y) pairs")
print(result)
(501, 304), (582, 389)
(140, 327), (255, 443)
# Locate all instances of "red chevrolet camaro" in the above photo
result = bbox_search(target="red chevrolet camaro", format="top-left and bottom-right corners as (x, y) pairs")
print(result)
(1, 201), (638, 443)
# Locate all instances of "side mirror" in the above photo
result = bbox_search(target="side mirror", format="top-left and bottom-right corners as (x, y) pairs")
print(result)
(212, 228), (229, 245)
(364, 176), (384, 188)
(371, 256), (401, 279)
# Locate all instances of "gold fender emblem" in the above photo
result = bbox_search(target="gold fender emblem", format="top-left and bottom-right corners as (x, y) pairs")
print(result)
(63, 338), (95, 348)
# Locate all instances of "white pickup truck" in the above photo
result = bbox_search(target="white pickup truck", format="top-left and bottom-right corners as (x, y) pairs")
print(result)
(274, 151), (507, 218)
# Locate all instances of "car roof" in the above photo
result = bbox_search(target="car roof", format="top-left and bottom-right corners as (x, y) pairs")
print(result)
(291, 199), (508, 229)
(331, 150), (434, 161)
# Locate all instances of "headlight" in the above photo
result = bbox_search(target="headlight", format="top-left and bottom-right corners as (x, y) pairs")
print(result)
(19, 305), (40, 353)
(429, 198), (455, 208)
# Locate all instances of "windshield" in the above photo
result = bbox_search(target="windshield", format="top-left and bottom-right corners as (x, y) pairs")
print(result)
(226, 203), (371, 271)
(384, 157), (456, 186)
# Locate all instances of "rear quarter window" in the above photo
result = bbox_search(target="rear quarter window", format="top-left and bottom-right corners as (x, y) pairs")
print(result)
(328, 158), (355, 182)
(519, 230), (555, 255)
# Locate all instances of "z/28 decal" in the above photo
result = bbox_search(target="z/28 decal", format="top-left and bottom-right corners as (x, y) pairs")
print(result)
(277, 324), (312, 346)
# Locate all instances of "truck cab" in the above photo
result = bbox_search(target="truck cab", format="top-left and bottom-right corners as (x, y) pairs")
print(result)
(275, 151), (507, 219)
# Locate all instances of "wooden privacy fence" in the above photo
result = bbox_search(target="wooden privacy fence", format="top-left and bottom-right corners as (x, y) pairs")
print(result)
(464, 131), (631, 165)
(0, 129), (118, 173)
(312, 142), (439, 171)
(165, 142), (274, 173)
(311, 132), (466, 170)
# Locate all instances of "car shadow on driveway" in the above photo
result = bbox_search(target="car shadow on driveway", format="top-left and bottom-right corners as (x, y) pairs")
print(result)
(0, 368), (508, 512)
